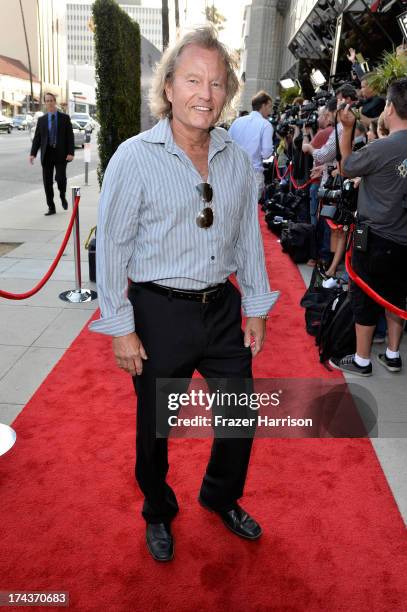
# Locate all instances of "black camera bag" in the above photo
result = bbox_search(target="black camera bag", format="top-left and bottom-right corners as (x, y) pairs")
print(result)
(280, 221), (315, 263)
(317, 291), (356, 362)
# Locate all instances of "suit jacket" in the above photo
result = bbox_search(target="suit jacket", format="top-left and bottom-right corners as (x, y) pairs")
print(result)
(30, 111), (75, 165)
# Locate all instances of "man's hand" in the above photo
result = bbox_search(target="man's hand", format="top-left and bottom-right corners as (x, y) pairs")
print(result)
(347, 48), (356, 63)
(112, 332), (148, 376)
(310, 165), (323, 179)
(338, 104), (356, 131)
(66, 154), (74, 162)
(244, 317), (267, 357)
(302, 142), (314, 155)
(29, 155), (35, 165)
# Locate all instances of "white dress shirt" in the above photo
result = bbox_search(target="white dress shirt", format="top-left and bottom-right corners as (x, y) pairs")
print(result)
(228, 111), (274, 172)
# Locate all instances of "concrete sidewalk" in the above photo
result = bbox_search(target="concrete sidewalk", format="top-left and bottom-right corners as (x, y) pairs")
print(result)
(0, 169), (99, 424)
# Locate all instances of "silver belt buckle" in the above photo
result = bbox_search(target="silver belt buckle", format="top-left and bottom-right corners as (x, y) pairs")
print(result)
(202, 291), (208, 304)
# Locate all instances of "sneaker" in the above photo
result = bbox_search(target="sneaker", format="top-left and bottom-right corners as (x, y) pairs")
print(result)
(377, 353), (402, 373)
(329, 354), (372, 377)
(372, 334), (386, 344)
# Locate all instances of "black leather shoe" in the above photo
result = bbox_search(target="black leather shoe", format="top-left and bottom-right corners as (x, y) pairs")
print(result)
(198, 497), (262, 540)
(61, 199), (68, 210)
(44, 209), (56, 216)
(146, 522), (174, 561)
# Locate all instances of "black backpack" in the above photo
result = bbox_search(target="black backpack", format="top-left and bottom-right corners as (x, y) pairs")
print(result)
(317, 291), (356, 363)
(280, 221), (315, 263)
(300, 286), (341, 337)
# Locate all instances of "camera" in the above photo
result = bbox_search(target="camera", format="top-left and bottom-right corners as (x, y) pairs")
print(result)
(276, 122), (294, 137)
(319, 179), (359, 227)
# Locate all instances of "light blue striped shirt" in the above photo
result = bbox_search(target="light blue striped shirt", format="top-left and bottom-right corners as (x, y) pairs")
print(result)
(90, 118), (280, 336)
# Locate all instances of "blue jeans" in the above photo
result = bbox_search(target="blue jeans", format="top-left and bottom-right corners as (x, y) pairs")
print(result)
(316, 217), (331, 263)
(309, 182), (319, 226)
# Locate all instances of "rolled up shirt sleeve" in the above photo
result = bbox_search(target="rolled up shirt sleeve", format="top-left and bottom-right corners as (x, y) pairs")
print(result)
(234, 157), (280, 316)
(343, 141), (381, 177)
(89, 142), (142, 336)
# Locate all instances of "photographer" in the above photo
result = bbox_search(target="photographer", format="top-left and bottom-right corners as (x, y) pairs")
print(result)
(291, 105), (316, 185)
(302, 86), (358, 265)
(359, 75), (386, 127)
(303, 85), (358, 184)
(329, 77), (407, 376)
(346, 49), (385, 126)
(303, 103), (334, 226)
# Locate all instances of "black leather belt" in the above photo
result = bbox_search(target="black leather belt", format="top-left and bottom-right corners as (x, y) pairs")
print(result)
(130, 281), (227, 303)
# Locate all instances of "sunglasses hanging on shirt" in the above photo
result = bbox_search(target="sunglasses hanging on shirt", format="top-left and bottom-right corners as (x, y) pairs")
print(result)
(196, 182), (213, 229)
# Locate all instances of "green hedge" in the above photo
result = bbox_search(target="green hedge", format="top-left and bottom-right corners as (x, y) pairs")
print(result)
(93, 0), (141, 187)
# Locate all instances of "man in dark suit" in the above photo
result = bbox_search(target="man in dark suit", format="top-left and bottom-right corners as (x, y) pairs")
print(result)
(30, 93), (75, 216)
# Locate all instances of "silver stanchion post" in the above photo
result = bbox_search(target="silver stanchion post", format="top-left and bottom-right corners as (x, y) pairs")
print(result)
(84, 128), (91, 185)
(59, 186), (97, 303)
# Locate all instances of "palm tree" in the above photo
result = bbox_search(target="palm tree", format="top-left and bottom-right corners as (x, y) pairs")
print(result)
(174, 0), (179, 32)
(162, 0), (169, 50)
(204, 5), (226, 31)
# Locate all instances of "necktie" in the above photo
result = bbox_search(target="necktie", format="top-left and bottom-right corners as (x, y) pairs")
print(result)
(50, 114), (56, 147)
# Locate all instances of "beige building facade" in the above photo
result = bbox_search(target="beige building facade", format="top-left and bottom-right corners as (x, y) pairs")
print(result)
(0, 0), (68, 108)
(239, 0), (318, 110)
(239, 0), (403, 110)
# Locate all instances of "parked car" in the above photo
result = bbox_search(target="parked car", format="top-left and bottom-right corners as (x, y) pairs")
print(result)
(89, 117), (99, 130)
(29, 111), (44, 141)
(70, 112), (94, 132)
(12, 114), (33, 130)
(72, 120), (85, 148)
(0, 114), (13, 133)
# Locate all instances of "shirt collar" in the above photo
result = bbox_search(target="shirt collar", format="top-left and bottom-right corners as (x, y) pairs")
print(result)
(141, 117), (232, 157)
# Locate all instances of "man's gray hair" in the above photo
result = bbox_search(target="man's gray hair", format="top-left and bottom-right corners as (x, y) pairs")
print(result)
(149, 25), (240, 120)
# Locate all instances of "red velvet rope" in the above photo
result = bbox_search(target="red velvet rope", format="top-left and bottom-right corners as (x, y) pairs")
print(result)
(272, 157), (312, 189)
(345, 237), (407, 320)
(288, 163), (313, 190)
(0, 196), (81, 300)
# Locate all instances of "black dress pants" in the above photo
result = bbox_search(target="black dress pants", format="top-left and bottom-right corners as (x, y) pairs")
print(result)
(128, 280), (255, 524)
(42, 147), (67, 210)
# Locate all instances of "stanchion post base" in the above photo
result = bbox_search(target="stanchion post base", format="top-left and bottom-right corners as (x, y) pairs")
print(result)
(59, 288), (97, 303)
(0, 423), (17, 456)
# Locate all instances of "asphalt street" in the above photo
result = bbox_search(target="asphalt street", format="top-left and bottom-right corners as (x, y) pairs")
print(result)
(0, 129), (99, 203)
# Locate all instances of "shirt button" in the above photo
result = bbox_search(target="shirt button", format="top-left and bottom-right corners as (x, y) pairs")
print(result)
(210, 256), (215, 260)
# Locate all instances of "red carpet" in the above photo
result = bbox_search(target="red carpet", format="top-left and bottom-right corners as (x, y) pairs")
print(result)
(1, 217), (406, 611)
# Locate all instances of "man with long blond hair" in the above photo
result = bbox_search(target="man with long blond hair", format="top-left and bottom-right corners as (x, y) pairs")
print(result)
(90, 26), (279, 561)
